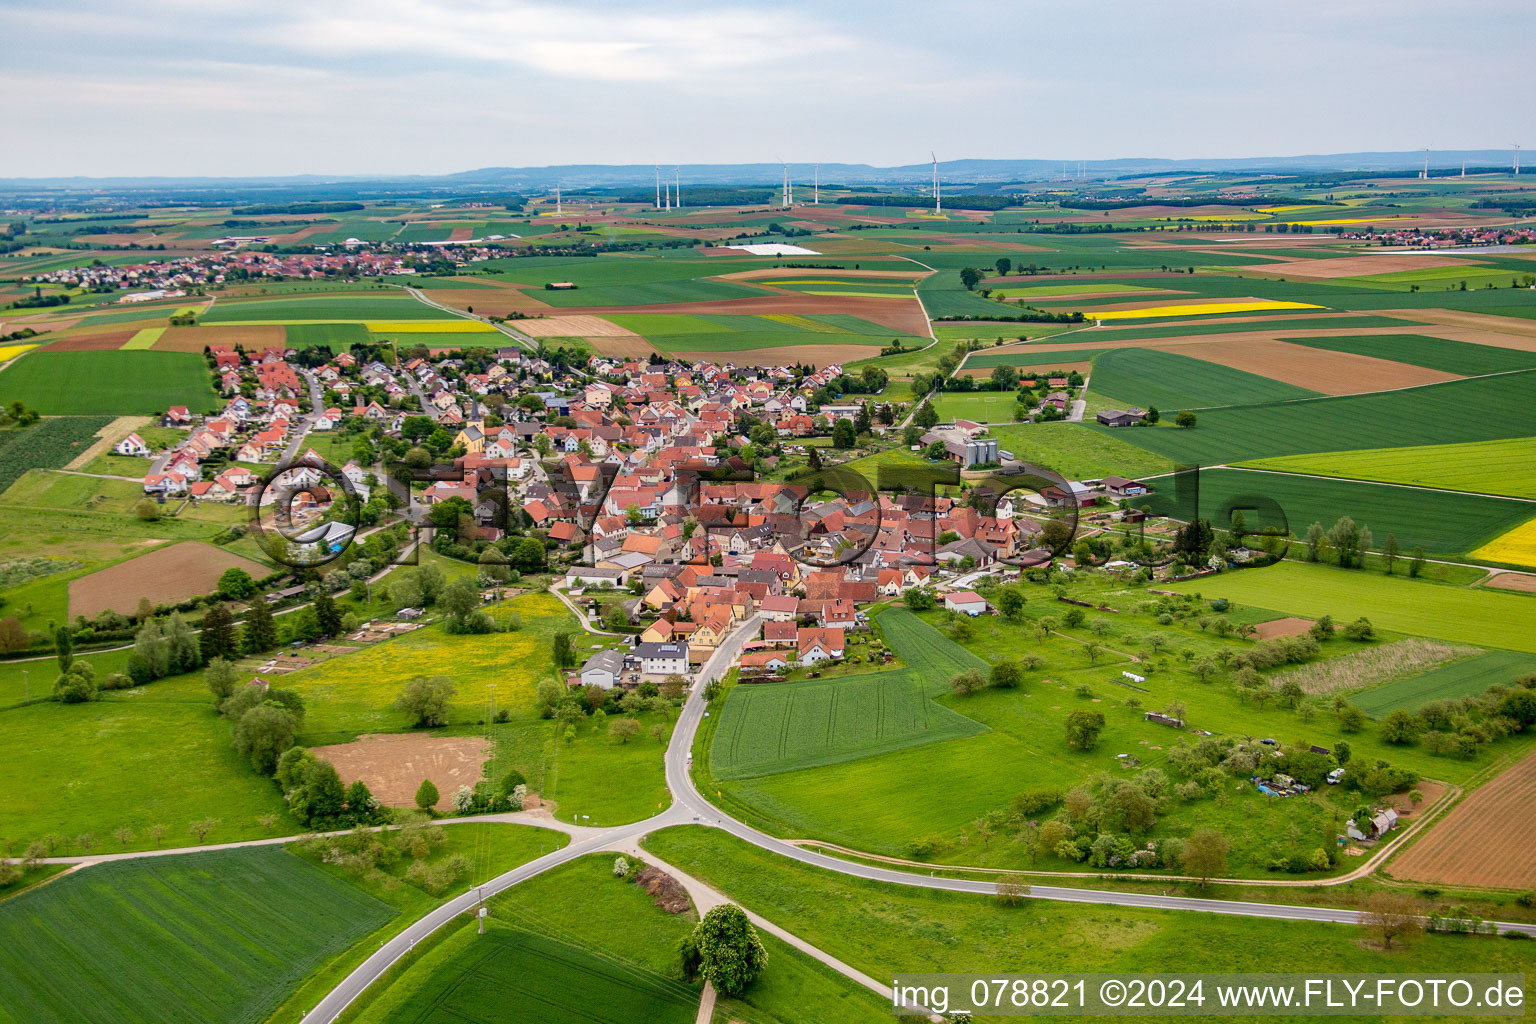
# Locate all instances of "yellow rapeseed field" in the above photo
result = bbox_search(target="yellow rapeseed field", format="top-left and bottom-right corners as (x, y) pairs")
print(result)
(364, 320), (495, 333)
(1088, 300), (1323, 321)
(1471, 516), (1536, 568)
(0, 343), (37, 362)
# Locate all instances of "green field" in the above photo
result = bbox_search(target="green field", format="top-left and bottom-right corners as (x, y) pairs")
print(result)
(931, 390), (1021, 422)
(1281, 333), (1536, 374)
(1236, 436), (1536, 498)
(0, 847), (393, 1024)
(1101, 369), (1536, 465)
(710, 609), (988, 781)
(1089, 347), (1320, 411)
(0, 417), (113, 491)
(1353, 650), (1536, 717)
(0, 351), (220, 415)
(285, 322), (372, 349)
(1167, 559), (1536, 654)
(987, 422), (1179, 480)
(201, 294), (445, 323)
(1143, 467), (1536, 554)
(961, 346), (1111, 369)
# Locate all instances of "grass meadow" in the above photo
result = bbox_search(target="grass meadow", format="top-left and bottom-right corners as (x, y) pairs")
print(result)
(986, 422), (1179, 480)
(643, 827), (1536, 981)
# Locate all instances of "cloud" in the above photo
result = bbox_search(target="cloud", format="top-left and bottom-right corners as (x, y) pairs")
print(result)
(271, 0), (852, 83)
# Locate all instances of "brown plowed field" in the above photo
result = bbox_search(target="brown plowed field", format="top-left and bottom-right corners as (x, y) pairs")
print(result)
(68, 541), (269, 618)
(309, 733), (491, 811)
(564, 294), (930, 336)
(429, 286), (551, 318)
(516, 315), (639, 338)
(1484, 572), (1536, 593)
(44, 331), (137, 351)
(1166, 337), (1460, 394)
(1252, 616), (1314, 639)
(152, 324), (287, 351)
(1391, 752), (1536, 889)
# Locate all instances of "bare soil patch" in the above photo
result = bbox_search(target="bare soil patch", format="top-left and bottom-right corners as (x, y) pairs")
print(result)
(632, 867), (693, 914)
(1166, 337), (1460, 395)
(68, 541), (269, 618)
(431, 286), (551, 318)
(517, 315), (639, 338)
(309, 733), (491, 812)
(152, 324), (287, 351)
(1387, 780), (1446, 818)
(448, 226), (473, 241)
(1484, 572), (1536, 593)
(1391, 751), (1536, 889)
(1252, 616), (1314, 639)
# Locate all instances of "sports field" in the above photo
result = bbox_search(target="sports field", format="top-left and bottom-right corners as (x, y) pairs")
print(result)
(1142, 467), (1536, 554)
(1352, 650), (1536, 717)
(0, 351), (221, 414)
(1165, 560), (1536, 654)
(1089, 347), (1320, 410)
(710, 609), (988, 781)
(0, 847), (393, 1024)
(1237, 437), (1536, 498)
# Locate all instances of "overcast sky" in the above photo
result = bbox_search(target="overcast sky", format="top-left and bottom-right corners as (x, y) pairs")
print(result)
(2, 0), (1530, 178)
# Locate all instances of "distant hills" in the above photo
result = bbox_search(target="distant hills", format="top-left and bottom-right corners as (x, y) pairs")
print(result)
(1, 151), (1523, 192)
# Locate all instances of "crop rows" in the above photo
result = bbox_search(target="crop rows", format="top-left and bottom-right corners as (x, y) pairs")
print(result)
(0, 416), (112, 491)
(1090, 347), (1319, 410)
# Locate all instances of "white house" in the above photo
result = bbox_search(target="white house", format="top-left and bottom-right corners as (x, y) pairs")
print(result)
(114, 433), (150, 457)
(579, 649), (625, 690)
(636, 641), (689, 680)
(944, 591), (988, 616)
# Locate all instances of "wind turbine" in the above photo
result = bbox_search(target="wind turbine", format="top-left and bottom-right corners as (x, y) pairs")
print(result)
(932, 152), (941, 214)
(654, 166), (661, 209)
(1422, 147), (1429, 180)
(1516, 143), (1522, 175)
(779, 160), (791, 208)
(813, 164), (819, 205)
(675, 167), (682, 208)
(555, 185), (562, 216)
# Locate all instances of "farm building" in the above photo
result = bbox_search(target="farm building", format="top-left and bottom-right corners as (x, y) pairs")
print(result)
(1096, 409), (1146, 427)
(579, 649), (625, 690)
(944, 591), (988, 616)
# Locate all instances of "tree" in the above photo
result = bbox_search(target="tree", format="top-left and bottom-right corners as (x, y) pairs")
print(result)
(1408, 547), (1426, 578)
(989, 364), (1018, 391)
(205, 657), (240, 702)
(510, 536), (546, 572)
(218, 568), (257, 599)
(53, 665), (98, 703)
(166, 613), (200, 673)
(112, 827), (134, 850)
(314, 593), (343, 637)
(0, 617), (26, 654)
(552, 631), (576, 671)
(1181, 828), (1230, 888)
(990, 661), (1022, 689)
(1342, 616), (1376, 642)
(232, 703), (300, 773)
(915, 401), (938, 429)
(831, 418), (857, 449)
(1304, 521), (1325, 562)
(188, 818), (220, 844)
(959, 267), (983, 290)
(691, 905), (768, 997)
(394, 675), (457, 727)
(608, 718), (642, 743)
(415, 778), (440, 811)
(950, 668), (986, 696)
(54, 626), (73, 672)
(1337, 703), (1367, 732)
(1328, 516), (1363, 569)
(995, 587), (1025, 620)
(1381, 709), (1422, 745)
(199, 603), (240, 661)
(439, 576), (481, 623)
(1175, 411), (1197, 429)
(902, 588), (934, 611)
(994, 257), (1012, 276)
(132, 499), (161, 521)
(1108, 784), (1157, 834)
(1383, 533), (1400, 574)
(1192, 655), (1220, 683)
(242, 598), (278, 654)
(1359, 891), (1423, 950)
(1064, 709), (1106, 750)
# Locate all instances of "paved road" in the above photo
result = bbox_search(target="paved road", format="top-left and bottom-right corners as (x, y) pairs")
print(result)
(277, 369), (325, 465)
(405, 286), (538, 352)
